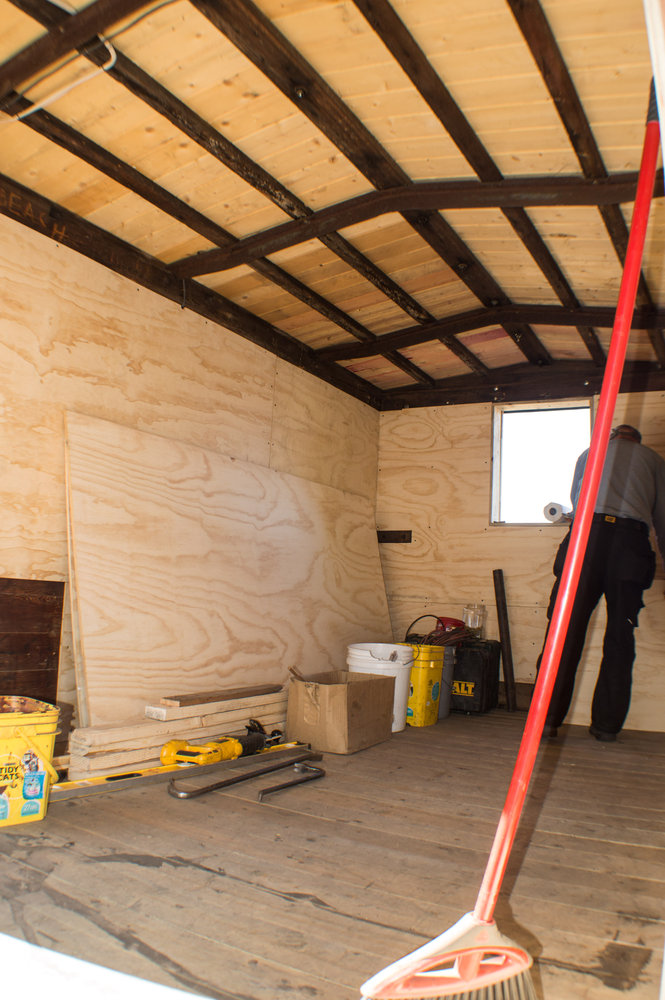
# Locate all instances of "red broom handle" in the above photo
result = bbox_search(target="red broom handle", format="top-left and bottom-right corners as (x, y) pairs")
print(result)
(474, 87), (661, 924)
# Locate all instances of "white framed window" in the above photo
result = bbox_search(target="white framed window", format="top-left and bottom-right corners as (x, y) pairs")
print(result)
(491, 401), (592, 524)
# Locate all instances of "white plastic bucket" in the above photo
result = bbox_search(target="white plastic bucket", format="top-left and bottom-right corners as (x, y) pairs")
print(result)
(346, 643), (414, 732)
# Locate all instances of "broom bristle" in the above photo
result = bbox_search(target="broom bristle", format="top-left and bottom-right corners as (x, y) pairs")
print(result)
(365, 967), (537, 1000)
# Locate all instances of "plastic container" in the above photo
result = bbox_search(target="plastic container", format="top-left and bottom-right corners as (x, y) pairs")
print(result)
(451, 640), (501, 714)
(346, 643), (414, 732)
(0, 696), (60, 827)
(405, 644), (444, 727)
(462, 603), (486, 639)
(438, 646), (456, 720)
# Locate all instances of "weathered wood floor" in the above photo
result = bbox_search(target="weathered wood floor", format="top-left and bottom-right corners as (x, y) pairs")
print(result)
(0, 711), (663, 1000)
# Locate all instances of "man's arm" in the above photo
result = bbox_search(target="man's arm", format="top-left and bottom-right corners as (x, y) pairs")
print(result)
(570, 450), (588, 510)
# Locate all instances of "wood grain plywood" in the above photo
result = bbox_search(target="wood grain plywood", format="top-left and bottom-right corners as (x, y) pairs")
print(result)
(256, 0), (474, 182)
(269, 360), (379, 499)
(65, 412), (391, 725)
(440, 208), (564, 306)
(385, 0), (581, 176)
(42, 74), (289, 244)
(201, 266), (347, 350)
(526, 205), (626, 305)
(400, 340), (472, 381)
(534, 323), (600, 360)
(628, 199), (665, 312)
(0, 1), (44, 61)
(267, 239), (421, 335)
(338, 215), (478, 318)
(339, 355), (418, 390)
(458, 326), (525, 368)
(541, 0), (653, 173)
(112, 1), (375, 212)
(376, 403), (571, 631)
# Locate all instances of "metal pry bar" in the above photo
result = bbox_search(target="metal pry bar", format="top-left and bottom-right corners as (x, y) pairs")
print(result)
(167, 749), (322, 800)
(257, 760), (325, 801)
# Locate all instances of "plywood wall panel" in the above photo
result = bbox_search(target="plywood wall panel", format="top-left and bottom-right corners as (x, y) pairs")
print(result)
(65, 412), (391, 725)
(270, 361), (379, 500)
(376, 396), (665, 731)
(0, 217), (380, 718)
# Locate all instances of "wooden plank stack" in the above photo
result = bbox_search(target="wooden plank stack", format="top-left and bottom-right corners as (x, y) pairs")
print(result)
(67, 686), (288, 779)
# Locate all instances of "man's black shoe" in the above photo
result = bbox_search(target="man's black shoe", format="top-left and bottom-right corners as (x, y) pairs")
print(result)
(589, 725), (617, 742)
(542, 724), (558, 738)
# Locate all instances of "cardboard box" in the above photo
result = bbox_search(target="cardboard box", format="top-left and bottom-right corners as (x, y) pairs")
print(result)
(286, 670), (394, 754)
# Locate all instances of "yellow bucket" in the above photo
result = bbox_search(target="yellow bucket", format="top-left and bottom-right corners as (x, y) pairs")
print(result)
(406, 645), (444, 727)
(0, 696), (60, 827)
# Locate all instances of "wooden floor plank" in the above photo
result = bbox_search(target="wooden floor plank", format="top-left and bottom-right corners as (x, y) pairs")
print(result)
(0, 713), (662, 999)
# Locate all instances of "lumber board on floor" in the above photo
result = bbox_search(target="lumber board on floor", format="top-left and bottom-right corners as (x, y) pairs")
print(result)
(159, 684), (283, 707)
(0, 712), (662, 1000)
(145, 690), (287, 721)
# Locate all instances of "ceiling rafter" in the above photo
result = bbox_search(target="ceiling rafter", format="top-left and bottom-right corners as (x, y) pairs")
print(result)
(380, 359), (665, 410)
(0, 0), (151, 102)
(506, 0), (665, 368)
(318, 304), (665, 362)
(174, 172), (652, 275)
(350, 0), (607, 366)
(190, 0), (551, 367)
(1, 94), (416, 362)
(1, 0), (661, 409)
(5, 0), (450, 386)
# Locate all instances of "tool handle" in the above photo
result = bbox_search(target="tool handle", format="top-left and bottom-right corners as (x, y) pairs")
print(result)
(473, 86), (661, 924)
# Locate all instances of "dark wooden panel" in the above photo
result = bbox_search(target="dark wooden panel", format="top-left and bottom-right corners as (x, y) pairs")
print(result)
(0, 578), (64, 704)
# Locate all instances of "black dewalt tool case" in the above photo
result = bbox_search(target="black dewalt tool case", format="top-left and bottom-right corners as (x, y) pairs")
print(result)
(451, 639), (501, 713)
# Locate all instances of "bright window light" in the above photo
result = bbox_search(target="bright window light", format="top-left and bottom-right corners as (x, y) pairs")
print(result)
(492, 403), (591, 524)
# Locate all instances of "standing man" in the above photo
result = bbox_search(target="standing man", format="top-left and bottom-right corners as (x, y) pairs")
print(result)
(542, 424), (665, 741)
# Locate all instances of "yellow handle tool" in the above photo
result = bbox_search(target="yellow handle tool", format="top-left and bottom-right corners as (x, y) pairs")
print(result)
(160, 736), (244, 767)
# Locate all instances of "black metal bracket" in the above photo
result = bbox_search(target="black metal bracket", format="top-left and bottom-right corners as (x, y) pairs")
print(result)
(377, 530), (412, 543)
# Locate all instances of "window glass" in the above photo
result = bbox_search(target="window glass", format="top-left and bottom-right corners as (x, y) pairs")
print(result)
(492, 403), (591, 524)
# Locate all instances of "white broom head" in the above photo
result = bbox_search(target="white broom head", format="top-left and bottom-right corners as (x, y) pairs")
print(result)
(360, 913), (534, 999)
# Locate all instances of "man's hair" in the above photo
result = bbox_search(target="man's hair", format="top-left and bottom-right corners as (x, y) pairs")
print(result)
(611, 424), (642, 443)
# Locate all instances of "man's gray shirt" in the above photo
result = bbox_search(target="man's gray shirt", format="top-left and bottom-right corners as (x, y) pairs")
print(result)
(571, 437), (665, 566)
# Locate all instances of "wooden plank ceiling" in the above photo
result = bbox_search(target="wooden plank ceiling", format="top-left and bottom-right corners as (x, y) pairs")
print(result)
(1, 0), (664, 409)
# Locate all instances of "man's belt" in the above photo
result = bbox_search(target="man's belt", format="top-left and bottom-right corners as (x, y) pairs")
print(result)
(592, 512), (648, 534)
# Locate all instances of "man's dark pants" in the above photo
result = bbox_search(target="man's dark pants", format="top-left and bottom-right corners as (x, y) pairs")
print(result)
(541, 520), (655, 735)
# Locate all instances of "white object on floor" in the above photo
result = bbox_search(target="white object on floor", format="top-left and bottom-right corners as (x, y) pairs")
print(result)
(1, 932), (212, 999)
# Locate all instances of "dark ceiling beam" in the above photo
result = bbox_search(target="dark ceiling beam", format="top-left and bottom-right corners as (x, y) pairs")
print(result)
(6, 0), (443, 338)
(318, 304), (665, 362)
(506, 0), (665, 367)
(0, 169), (382, 406)
(5, 1), (442, 385)
(12, 103), (434, 387)
(0, 96), (359, 342)
(379, 359), (665, 410)
(351, 0), (609, 366)
(190, 0), (550, 367)
(0, 0), (151, 103)
(174, 171), (654, 276)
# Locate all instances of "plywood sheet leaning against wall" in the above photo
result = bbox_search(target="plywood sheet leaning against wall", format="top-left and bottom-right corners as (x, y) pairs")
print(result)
(65, 411), (392, 726)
